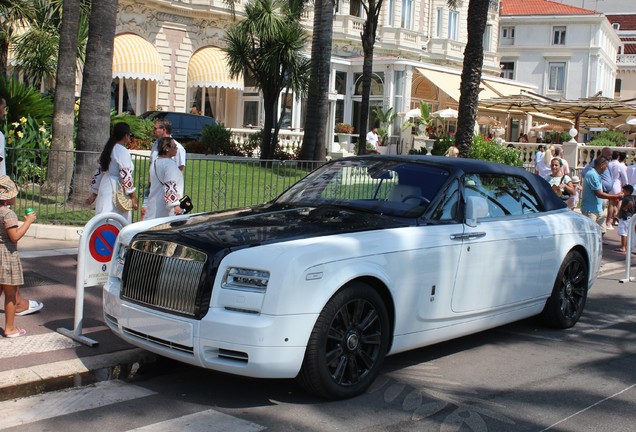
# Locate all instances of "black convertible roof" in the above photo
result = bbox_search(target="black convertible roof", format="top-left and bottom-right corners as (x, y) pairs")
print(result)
(343, 155), (567, 212)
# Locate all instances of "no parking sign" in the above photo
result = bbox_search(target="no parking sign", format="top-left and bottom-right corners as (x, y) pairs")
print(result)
(83, 215), (128, 286)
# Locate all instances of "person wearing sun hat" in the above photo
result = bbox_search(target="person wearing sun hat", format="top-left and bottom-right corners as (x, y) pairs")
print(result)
(0, 175), (41, 338)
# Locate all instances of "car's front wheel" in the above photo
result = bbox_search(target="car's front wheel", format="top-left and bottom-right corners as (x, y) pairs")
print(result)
(541, 250), (588, 328)
(297, 282), (390, 399)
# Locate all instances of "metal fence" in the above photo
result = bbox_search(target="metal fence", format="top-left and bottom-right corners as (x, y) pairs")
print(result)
(6, 147), (324, 226)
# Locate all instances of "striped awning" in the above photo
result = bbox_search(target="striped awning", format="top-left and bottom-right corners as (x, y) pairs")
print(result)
(187, 47), (243, 90)
(112, 33), (164, 82)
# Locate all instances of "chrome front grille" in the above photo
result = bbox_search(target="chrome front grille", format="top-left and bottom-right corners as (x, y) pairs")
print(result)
(122, 240), (207, 317)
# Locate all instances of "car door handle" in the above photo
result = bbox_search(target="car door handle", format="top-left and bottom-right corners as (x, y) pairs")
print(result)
(450, 232), (487, 240)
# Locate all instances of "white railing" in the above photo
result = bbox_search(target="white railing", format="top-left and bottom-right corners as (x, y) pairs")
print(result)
(231, 128), (304, 156)
(617, 54), (636, 65)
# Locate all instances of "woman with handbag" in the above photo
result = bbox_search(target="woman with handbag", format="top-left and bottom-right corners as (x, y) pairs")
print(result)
(143, 137), (184, 219)
(86, 122), (138, 221)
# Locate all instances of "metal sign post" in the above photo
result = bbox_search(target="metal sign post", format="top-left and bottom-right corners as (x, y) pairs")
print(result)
(58, 212), (129, 346)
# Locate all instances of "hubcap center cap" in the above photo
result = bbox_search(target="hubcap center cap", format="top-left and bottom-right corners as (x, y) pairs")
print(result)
(346, 332), (359, 351)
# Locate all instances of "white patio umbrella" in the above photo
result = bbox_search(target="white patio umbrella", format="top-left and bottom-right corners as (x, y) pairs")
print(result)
(432, 108), (459, 119)
(404, 108), (421, 118)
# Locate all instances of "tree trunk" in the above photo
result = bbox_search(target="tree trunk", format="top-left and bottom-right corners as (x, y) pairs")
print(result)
(72, 0), (118, 203)
(261, 87), (277, 160)
(43, 0), (80, 197)
(455, 0), (490, 158)
(300, 0), (334, 162)
(357, 0), (381, 155)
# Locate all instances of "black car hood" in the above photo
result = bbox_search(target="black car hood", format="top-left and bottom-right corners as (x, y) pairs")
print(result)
(132, 204), (411, 255)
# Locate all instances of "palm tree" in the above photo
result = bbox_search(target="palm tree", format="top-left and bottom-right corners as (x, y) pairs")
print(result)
(224, 0), (310, 160)
(299, 0), (335, 162)
(73, 0), (118, 202)
(43, 0), (89, 196)
(450, 0), (491, 158)
(0, 0), (34, 76)
(9, 0), (64, 90)
(357, 0), (383, 155)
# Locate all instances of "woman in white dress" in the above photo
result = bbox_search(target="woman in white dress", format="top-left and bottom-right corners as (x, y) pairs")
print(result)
(144, 137), (184, 220)
(86, 123), (138, 221)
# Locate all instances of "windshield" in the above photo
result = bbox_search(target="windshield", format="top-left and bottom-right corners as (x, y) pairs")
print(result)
(275, 158), (451, 218)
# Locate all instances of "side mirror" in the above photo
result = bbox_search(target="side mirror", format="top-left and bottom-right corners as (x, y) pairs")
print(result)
(465, 196), (489, 227)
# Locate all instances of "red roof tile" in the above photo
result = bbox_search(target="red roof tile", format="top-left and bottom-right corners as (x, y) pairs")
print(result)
(501, 0), (599, 16)
(606, 14), (636, 30)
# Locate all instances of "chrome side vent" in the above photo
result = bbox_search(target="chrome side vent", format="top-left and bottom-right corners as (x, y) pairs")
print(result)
(218, 348), (249, 362)
(121, 240), (207, 317)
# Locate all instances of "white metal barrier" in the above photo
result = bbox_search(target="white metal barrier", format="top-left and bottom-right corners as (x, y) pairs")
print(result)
(58, 212), (129, 346)
(620, 214), (636, 283)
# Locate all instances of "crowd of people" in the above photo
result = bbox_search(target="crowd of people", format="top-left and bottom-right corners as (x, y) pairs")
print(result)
(538, 144), (636, 254)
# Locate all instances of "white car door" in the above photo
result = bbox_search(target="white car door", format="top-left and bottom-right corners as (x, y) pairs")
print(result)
(451, 173), (545, 313)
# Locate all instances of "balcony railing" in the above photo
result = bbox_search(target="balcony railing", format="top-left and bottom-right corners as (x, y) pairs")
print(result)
(617, 54), (636, 65)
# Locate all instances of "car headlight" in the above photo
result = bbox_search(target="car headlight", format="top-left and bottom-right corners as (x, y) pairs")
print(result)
(112, 244), (128, 280)
(222, 267), (269, 293)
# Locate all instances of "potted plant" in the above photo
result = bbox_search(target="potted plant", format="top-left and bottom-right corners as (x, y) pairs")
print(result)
(335, 122), (354, 134)
(401, 100), (432, 136)
(373, 106), (397, 154)
(334, 123), (354, 152)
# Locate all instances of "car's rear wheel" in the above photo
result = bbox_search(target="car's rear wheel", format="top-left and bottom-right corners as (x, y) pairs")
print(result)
(297, 282), (390, 399)
(541, 250), (588, 328)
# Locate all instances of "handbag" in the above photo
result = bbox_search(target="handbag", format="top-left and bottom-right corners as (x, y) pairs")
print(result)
(559, 176), (571, 201)
(112, 178), (133, 211)
(179, 195), (194, 214)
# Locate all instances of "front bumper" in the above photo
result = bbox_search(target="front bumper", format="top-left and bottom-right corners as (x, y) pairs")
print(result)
(103, 278), (317, 379)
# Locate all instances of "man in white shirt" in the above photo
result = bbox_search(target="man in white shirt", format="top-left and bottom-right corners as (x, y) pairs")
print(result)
(366, 128), (379, 150)
(150, 119), (186, 171)
(0, 95), (6, 176)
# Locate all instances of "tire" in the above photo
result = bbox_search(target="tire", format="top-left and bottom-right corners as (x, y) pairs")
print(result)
(541, 250), (588, 329)
(297, 282), (390, 399)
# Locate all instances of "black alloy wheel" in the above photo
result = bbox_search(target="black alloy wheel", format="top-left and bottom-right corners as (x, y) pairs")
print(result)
(542, 250), (588, 329)
(297, 282), (390, 399)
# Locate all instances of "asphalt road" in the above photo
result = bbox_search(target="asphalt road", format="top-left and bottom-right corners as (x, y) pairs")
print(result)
(2, 271), (636, 432)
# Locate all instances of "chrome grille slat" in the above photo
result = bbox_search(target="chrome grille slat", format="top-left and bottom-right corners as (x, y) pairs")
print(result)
(122, 240), (207, 317)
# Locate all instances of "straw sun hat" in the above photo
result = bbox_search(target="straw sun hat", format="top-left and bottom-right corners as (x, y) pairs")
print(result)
(0, 175), (18, 201)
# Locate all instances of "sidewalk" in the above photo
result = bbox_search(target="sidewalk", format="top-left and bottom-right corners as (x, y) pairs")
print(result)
(0, 224), (155, 401)
(0, 222), (634, 401)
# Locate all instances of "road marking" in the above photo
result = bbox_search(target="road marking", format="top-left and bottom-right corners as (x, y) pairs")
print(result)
(0, 332), (80, 359)
(538, 382), (636, 431)
(127, 409), (266, 432)
(0, 380), (155, 429)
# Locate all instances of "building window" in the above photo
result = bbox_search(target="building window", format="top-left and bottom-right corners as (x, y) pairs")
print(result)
(553, 26), (566, 45)
(500, 62), (515, 80)
(387, 0), (394, 26)
(500, 26), (515, 45)
(436, 8), (443, 37)
(548, 62), (566, 92)
(615, 78), (622, 97)
(350, 0), (363, 17)
(483, 24), (492, 52)
(401, 0), (413, 30)
(448, 10), (459, 40)
(612, 23), (620, 30)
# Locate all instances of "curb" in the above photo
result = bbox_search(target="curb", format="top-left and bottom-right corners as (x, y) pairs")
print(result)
(23, 223), (83, 242)
(0, 349), (156, 402)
